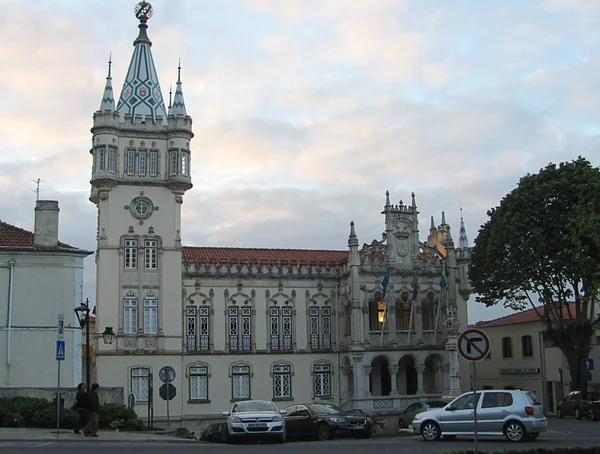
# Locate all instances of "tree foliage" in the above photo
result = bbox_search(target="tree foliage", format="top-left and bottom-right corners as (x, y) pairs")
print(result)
(469, 157), (600, 392)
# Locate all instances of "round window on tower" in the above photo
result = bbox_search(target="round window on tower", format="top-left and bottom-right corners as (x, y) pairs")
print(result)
(129, 196), (154, 220)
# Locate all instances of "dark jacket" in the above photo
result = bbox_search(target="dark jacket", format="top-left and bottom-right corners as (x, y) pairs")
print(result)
(73, 391), (89, 411)
(88, 390), (100, 413)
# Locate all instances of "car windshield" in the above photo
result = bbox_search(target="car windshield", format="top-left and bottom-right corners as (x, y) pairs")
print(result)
(232, 401), (276, 413)
(307, 404), (342, 415)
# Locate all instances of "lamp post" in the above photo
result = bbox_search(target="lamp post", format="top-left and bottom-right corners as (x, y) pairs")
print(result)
(74, 299), (116, 387)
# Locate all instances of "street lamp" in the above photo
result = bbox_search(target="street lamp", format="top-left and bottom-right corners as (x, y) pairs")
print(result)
(74, 299), (115, 387)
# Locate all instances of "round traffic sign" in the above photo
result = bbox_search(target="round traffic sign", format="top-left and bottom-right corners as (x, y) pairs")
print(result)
(159, 366), (176, 383)
(457, 328), (490, 362)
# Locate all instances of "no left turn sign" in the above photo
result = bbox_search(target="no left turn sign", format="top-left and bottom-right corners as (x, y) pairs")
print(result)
(457, 328), (490, 362)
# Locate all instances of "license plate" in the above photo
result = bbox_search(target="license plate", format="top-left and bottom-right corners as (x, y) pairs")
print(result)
(352, 425), (364, 430)
(247, 423), (267, 428)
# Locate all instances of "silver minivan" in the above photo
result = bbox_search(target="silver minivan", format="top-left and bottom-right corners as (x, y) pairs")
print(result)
(411, 390), (547, 442)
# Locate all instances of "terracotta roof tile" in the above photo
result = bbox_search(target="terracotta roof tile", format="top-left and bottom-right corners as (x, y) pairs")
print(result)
(473, 303), (577, 328)
(0, 220), (92, 254)
(182, 246), (348, 265)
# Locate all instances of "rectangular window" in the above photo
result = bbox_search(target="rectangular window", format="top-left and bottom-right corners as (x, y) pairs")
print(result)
(144, 239), (158, 269)
(96, 147), (105, 171)
(241, 306), (252, 351)
(282, 306), (292, 351)
(322, 307), (331, 349)
(502, 337), (513, 358)
(180, 152), (188, 176)
(123, 298), (138, 334)
(107, 147), (116, 173)
(131, 367), (150, 402)
(309, 307), (319, 349)
(313, 364), (331, 397)
(232, 366), (250, 400)
(169, 150), (178, 175)
(229, 306), (238, 351)
(273, 364), (292, 399)
(270, 307), (280, 350)
(124, 239), (138, 269)
(199, 306), (210, 351)
(127, 150), (136, 175)
(189, 366), (208, 401)
(186, 306), (197, 351)
(149, 151), (158, 176)
(521, 335), (533, 357)
(143, 299), (157, 334)
(138, 150), (147, 176)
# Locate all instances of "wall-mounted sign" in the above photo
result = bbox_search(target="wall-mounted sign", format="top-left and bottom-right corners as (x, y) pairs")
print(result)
(499, 367), (540, 375)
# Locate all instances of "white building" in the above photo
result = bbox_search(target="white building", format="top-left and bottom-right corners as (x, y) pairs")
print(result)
(0, 201), (92, 389)
(93, 2), (473, 422)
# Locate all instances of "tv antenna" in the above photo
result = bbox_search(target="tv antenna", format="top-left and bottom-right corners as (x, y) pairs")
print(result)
(31, 178), (45, 201)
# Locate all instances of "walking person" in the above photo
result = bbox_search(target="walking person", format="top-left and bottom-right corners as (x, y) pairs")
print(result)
(72, 383), (89, 434)
(83, 383), (101, 437)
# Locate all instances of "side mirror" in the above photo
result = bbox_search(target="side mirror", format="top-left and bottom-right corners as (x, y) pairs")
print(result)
(445, 406), (455, 411)
(279, 409), (287, 414)
(222, 411), (230, 416)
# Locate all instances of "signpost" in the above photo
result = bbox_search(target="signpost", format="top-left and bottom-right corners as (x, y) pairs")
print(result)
(457, 328), (490, 454)
(159, 366), (176, 427)
(55, 314), (65, 437)
(582, 358), (595, 371)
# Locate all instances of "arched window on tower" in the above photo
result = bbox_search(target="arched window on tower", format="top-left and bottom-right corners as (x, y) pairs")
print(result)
(369, 291), (387, 331)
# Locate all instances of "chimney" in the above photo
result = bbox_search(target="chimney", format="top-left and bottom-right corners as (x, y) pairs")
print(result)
(34, 200), (60, 247)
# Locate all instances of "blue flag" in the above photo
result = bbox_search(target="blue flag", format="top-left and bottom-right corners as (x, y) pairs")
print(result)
(381, 266), (392, 301)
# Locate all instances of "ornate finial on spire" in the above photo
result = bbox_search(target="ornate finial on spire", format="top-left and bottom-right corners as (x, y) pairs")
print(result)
(178, 58), (182, 83)
(171, 61), (188, 116)
(430, 216), (436, 232)
(169, 86), (173, 108)
(99, 52), (115, 112)
(441, 211), (446, 225)
(385, 190), (391, 207)
(348, 221), (359, 249)
(411, 192), (416, 208)
(459, 208), (469, 249)
(134, 2), (153, 46)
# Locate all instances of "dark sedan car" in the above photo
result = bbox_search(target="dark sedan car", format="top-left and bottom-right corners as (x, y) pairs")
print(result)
(398, 400), (448, 428)
(283, 403), (371, 441)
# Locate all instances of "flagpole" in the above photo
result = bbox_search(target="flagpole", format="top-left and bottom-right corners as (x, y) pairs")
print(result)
(407, 273), (418, 346)
(433, 262), (447, 344)
(379, 293), (387, 348)
(379, 266), (391, 348)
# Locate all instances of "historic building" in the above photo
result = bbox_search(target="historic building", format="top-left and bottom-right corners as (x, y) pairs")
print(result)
(0, 201), (92, 388)
(92, 2), (473, 422)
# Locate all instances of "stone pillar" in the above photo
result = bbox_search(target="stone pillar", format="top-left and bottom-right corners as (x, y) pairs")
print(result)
(364, 366), (372, 397)
(362, 305), (370, 347)
(388, 303), (397, 348)
(389, 365), (400, 396)
(416, 365), (425, 395)
(352, 353), (363, 399)
(415, 301), (424, 345)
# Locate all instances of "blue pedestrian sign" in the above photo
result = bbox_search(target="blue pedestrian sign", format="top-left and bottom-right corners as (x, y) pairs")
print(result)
(582, 358), (594, 371)
(56, 340), (65, 361)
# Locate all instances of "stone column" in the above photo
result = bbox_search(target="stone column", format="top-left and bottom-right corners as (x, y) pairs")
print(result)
(362, 305), (370, 347)
(364, 366), (372, 397)
(388, 303), (397, 348)
(389, 365), (400, 396)
(352, 353), (363, 399)
(415, 301), (423, 345)
(416, 365), (425, 395)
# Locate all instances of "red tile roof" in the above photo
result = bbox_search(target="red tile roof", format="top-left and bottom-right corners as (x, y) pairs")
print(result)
(182, 246), (348, 265)
(0, 220), (92, 254)
(473, 303), (578, 328)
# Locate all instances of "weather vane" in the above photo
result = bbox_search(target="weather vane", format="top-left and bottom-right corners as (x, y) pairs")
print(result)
(135, 1), (153, 21)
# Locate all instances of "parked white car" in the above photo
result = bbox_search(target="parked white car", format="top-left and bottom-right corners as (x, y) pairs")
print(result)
(412, 390), (547, 442)
(222, 400), (286, 443)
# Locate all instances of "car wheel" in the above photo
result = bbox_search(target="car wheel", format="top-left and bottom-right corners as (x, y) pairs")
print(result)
(576, 409), (581, 419)
(557, 408), (563, 418)
(420, 421), (441, 441)
(317, 423), (332, 441)
(398, 419), (406, 429)
(589, 410), (596, 421)
(504, 421), (526, 442)
(443, 435), (457, 440)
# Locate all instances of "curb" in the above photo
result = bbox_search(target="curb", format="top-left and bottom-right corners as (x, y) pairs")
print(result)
(0, 438), (197, 444)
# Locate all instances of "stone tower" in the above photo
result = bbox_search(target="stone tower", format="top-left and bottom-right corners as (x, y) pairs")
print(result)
(90, 1), (193, 353)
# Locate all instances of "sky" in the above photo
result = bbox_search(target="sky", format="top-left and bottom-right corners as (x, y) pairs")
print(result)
(1, 0), (599, 323)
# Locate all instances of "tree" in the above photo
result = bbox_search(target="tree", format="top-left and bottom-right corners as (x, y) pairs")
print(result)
(469, 157), (600, 393)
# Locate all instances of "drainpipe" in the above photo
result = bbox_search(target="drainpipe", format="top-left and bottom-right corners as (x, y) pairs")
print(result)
(2, 259), (16, 369)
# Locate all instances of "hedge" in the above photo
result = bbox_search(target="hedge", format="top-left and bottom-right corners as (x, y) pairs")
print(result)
(445, 448), (600, 454)
(0, 396), (143, 431)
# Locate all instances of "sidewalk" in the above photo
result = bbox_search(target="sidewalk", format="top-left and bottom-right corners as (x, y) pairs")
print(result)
(0, 427), (197, 443)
